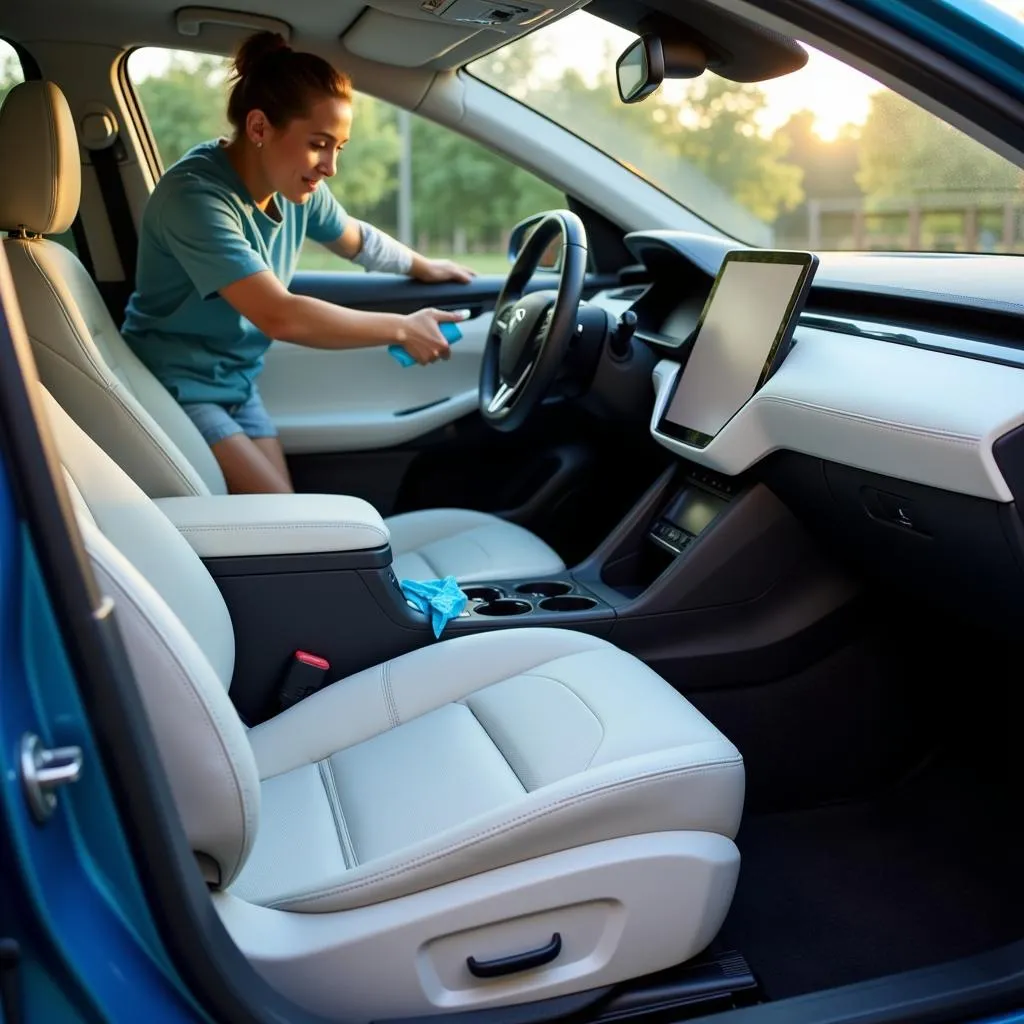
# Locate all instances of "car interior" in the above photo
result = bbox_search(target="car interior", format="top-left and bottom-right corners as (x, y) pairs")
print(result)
(2, 0), (1024, 1022)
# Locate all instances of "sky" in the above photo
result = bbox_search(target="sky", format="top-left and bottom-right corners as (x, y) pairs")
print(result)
(128, 0), (1024, 143)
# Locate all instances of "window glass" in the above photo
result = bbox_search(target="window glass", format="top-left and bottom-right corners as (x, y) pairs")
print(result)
(471, 9), (1024, 253)
(127, 48), (563, 273)
(0, 39), (23, 107)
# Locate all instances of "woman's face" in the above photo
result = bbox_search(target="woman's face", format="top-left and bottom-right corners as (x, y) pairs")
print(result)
(257, 95), (352, 204)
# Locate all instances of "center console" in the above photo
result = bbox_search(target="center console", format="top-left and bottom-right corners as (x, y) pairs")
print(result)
(155, 241), (846, 725)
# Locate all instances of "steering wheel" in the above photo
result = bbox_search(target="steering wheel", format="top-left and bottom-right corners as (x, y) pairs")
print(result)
(479, 210), (588, 432)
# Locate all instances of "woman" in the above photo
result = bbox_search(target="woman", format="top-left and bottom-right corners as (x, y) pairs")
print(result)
(122, 31), (475, 494)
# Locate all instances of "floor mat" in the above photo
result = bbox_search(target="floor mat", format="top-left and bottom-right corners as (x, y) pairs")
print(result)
(717, 756), (1024, 1000)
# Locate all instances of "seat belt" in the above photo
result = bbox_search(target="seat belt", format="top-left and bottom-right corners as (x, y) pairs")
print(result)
(87, 138), (138, 287)
(81, 108), (139, 323)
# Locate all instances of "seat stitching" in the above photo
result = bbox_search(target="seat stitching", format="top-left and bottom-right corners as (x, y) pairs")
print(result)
(461, 699), (528, 791)
(267, 756), (743, 908)
(46, 89), (58, 230)
(515, 670), (606, 770)
(318, 759), (358, 868)
(19, 247), (204, 495)
(379, 661), (399, 728)
(177, 522), (388, 542)
(387, 660), (402, 726)
(519, 671), (606, 731)
(33, 341), (204, 497)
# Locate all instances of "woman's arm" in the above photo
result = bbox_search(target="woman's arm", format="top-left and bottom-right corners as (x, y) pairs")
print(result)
(219, 270), (458, 364)
(325, 221), (476, 284)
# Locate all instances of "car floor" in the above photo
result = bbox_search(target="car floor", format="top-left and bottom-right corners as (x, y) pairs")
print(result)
(684, 596), (1024, 1003)
(717, 747), (1024, 1000)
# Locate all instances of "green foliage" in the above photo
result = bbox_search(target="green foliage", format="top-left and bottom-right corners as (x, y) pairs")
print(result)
(331, 93), (400, 214)
(476, 43), (804, 227)
(125, 36), (1024, 255)
(134, 54), (231, 166)
(0, 46), (24, 108)
(856, 89), (1023, 202)
(666, 77), (803, 223)
(409, 115), (562, 247)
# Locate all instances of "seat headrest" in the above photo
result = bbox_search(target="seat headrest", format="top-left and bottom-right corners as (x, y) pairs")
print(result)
(0, 81), (81, 236)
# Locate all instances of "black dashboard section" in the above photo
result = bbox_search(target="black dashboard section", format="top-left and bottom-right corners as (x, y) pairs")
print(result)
(764, 452), (1024, 626)
(622, 230), (1024, 361)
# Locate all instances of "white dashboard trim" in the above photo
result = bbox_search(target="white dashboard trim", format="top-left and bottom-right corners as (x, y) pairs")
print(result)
(650, 326), (1024, 502)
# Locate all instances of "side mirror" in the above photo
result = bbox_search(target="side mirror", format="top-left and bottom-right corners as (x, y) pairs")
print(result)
(616, 33), (707, 103)
(508, 214), (562, 270)
(616, 35), (664, 104)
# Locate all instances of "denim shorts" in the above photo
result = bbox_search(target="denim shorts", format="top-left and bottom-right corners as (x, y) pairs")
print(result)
(180, 386), (278, 446)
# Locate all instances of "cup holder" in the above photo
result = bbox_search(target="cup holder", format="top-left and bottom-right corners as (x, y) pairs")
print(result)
(538, 596), (598, 613)
(474, 599), (533, 617)
(463, 586), (503, 603)
(514, 580), (573, 598)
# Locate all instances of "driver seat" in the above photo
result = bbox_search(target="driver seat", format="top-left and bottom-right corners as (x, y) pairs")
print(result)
(0, 81), (565, 583)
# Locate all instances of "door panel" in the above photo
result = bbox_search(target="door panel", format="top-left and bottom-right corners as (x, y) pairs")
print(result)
(260, 309), (490, 454)
(289, 269), (542, 314)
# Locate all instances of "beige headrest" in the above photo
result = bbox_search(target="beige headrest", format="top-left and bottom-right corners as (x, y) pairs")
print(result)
(0, 81), (81, 236)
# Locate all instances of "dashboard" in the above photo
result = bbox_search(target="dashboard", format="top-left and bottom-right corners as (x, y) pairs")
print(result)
(591, 230), (1024, 504)
(587, 230), (1024, 624)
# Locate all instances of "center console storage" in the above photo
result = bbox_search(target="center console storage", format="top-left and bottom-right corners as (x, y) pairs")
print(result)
(462, 579), (601, 617)
(158, 466), (855, 727)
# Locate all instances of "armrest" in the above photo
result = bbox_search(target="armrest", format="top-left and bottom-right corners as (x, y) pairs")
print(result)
(154, 494), (390, 558)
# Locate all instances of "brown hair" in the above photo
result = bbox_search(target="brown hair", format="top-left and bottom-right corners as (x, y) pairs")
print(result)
(227, 31), (352, 132)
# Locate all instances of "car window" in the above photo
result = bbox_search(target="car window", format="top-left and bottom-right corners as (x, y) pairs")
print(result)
(125, 47), (563, 274)
(470, 9), (1024, 254)
(0, 38), (22, 107)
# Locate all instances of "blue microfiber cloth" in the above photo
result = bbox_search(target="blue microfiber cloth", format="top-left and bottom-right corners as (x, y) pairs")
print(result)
(400, 576), (468, 638)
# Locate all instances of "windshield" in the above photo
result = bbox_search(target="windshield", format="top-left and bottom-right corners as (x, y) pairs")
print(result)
(469, 5), (1024, 253)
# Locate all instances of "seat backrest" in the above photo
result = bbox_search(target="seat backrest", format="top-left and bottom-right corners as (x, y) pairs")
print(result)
(0, 81), (227, 499)
(42, 384), (259, 886)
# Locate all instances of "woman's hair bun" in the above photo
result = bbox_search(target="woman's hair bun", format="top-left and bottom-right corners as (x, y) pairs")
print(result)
(232, 31), (291, 80)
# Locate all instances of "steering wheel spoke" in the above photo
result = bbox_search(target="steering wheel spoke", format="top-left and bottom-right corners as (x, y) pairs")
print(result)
(487, 362), (534, 415)
(479, 210), (587, 432)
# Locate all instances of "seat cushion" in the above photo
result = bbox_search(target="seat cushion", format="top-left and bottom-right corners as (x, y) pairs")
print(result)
(387, 508), (564, 583)
(232, 627), (744, 913)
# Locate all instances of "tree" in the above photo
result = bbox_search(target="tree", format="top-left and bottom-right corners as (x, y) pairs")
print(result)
(135, 55), (231, 166)
(0, 47), (23, 108)
(332, 92), (400, 215)
(857, 89), (1023, 201)
(477, 37), (804, 229)
(666, 76), (803, 223)
(409, 116), (562, 249)
(772, 108), (862, 242)
(775, 109), (859, 201)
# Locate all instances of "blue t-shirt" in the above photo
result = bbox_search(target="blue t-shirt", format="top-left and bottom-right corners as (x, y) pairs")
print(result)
(122, 139), (347, 405)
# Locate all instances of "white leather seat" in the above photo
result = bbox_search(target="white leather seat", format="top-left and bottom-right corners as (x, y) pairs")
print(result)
(41, 383), (745, 1020)
(0, 80), (565, 584)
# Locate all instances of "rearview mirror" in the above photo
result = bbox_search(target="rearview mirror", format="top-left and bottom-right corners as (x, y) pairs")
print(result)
(616, 35), (663, 104)
(616, 33), (708, 103)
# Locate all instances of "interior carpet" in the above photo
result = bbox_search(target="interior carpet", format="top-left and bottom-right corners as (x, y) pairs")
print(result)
(716, 753), (1024, 999)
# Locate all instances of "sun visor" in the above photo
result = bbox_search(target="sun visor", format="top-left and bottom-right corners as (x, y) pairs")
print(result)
(589, 0), (808, 82)
(342, 8), (482, 65)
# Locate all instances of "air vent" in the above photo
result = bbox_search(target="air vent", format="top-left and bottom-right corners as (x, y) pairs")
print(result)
(419, 0), (547, 28)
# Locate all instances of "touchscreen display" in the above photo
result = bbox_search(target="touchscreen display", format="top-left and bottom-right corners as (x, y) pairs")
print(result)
(659, 251), (817, 447)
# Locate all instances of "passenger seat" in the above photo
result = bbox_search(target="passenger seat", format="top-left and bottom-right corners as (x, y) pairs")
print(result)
(38, 381), (745, 1019)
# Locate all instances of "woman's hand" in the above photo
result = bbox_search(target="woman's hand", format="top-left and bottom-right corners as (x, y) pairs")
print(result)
(397, 308), (464, 365)
(411, 257), (477, 284)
